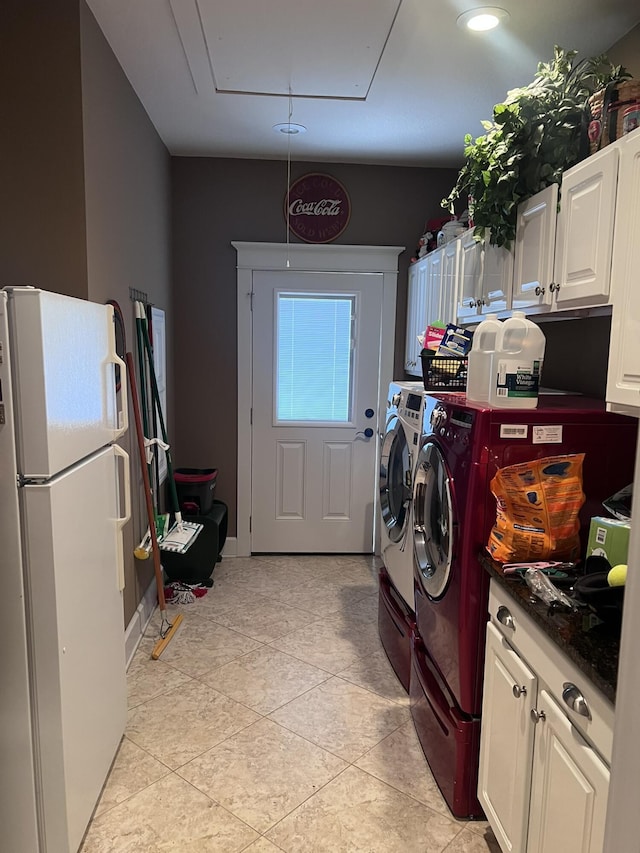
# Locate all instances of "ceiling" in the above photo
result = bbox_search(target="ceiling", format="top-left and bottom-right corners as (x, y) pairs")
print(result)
(86, 0), (639, 168)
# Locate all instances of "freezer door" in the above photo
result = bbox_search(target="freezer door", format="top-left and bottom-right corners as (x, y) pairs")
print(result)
(21, 444), (130, 853)
(6, 287), (127, 478)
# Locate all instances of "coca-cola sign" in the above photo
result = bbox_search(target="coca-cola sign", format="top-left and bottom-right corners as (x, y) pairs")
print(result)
(285, 173), (351, 243)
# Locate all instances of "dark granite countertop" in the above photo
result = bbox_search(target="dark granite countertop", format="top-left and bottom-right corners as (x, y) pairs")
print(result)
(479, 552), (620, 705)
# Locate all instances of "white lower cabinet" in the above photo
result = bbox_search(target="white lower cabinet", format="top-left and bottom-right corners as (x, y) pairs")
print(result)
(479, 581), (613, 853)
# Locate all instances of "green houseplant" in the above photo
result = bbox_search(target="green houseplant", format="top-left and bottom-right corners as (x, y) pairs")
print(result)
(442, 46), (629, 248)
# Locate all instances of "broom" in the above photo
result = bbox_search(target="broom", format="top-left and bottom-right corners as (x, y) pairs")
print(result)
(126, 350), (183, 658)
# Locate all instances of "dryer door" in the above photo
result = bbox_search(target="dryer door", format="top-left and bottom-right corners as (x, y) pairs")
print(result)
(379, 415), (411, 543)
(413, 441), (454, 599)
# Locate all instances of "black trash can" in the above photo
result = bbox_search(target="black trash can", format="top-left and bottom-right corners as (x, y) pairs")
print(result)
(174, 468), (218, 516)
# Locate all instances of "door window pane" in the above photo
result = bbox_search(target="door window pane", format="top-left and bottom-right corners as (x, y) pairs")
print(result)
(277, 294), (354, 422)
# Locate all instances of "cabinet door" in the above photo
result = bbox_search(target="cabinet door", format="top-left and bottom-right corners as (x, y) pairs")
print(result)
(553, 145), (618, 309)
(479, 622), (537, 853)
(512, 184), (557, 311)
(481, 243), (513, 315)
(456, 231), (482, 323)
(426, 247), (444, 328)
(527, 689), (609, 853)
(441, 237), (461, 325)
(405, 259), (428, 375)
(606, 128), (640, 412)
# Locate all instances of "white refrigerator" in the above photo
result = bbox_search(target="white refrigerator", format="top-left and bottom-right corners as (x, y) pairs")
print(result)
(0, 287), (131, 852)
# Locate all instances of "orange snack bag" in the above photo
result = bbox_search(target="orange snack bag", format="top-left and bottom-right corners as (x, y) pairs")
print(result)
(487, 454), (585, 564)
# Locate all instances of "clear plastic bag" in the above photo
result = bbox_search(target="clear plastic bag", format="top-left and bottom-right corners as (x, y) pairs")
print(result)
(524, 568), (577, 610)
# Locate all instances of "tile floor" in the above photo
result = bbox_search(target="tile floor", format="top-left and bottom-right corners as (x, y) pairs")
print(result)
(80, 555), (500, 853)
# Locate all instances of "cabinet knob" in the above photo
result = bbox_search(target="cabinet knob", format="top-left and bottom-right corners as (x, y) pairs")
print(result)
(535, 285), (546, 296)
(496, 605), (515, 630)
(531, 708), (546, 723)
(562, 683), (591, 719)
(478, 298), (486, 307)
(467, 299), (476, 308)
(512, 684), (527, 698)
(549, 282), (560, 293)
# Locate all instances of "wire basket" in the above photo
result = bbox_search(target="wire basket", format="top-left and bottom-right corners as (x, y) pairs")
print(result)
(420, 350), (468, 392)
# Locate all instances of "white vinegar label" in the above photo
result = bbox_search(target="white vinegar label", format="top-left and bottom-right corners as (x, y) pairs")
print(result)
(495, 358), (542, 399)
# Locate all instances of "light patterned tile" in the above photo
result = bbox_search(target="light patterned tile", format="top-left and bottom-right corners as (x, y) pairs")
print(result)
(126, 638), (194, 709)
(269, 676), (410, 762)
(243, 839), (285, 853)
(80, 773), (258, 852)
(145, 613), (262, 677)
(211, 597), (318, 643)
(191, 584), (274, 621)
(443, 827), (502, 852)
(179, 718), (347, 833)
(93, 738), (169, 817)
(355, 721), (450, 814)
(202, 646), (330, 714)
(349, 592), (380, 622)
(266, 765), (461, 853)
(266, 574), (374, 616)
(269, 612), (382, 674)
(126, 680), (260, 769)
(338, 647), (410, 705)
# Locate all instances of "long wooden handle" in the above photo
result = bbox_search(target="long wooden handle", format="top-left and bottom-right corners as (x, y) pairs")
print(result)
(126, 351), (166, 613)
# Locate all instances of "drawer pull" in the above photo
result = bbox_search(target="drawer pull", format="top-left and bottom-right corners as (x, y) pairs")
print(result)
(512, 684), (527, 698)
(496, 606), (515, 630)
(562, 682), (591, 719)
(531, 708), (546, 723)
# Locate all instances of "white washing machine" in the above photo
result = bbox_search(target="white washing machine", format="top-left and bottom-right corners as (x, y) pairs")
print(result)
(377, 380), (425, 690)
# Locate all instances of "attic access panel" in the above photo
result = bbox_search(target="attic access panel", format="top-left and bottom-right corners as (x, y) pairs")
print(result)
(171, 0), (402, 99)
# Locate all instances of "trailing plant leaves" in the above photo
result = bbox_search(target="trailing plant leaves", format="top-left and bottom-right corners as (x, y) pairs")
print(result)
(442, 47), (630, 248)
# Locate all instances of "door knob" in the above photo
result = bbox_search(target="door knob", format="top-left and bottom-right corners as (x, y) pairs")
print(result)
(365, 408), (375, 419)
(355, 428), (374, 439)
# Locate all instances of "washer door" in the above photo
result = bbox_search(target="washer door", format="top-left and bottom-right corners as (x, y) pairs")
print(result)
(413, 441), (454, 599)
(379, 416), (411, 543)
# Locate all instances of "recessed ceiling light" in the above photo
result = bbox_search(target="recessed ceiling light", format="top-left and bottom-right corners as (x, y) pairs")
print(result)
(272, 123), (307, 135)
(457, 7), (509, 32)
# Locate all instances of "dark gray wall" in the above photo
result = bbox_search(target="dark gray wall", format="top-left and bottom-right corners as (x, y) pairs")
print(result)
(1, 0), (88, 297)
(80, 4), (172, 623)
(171, 157), (459, 535)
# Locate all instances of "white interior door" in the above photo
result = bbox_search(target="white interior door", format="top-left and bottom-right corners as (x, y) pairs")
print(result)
(251, 270), (384, 552)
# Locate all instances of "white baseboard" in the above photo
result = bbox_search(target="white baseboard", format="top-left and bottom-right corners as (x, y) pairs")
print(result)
(221, 536), (237, 557)
(124, 578), (158, 668)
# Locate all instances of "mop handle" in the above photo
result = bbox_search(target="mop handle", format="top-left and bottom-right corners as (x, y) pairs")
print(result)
(136, 303), (182, 520)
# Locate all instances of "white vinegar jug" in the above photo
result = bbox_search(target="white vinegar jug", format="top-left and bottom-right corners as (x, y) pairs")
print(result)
(466, 314), (502, 403)
(490, 311), (546, 409)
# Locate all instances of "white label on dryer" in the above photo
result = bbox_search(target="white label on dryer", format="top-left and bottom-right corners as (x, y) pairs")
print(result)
(499, 424), (528, 439)
(532, 425), (563, 444)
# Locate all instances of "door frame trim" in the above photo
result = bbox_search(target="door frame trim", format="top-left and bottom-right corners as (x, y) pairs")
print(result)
(233, 241), (404, 557)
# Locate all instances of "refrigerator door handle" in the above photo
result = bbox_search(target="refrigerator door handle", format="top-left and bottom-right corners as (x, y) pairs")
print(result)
(112, 444), (131, 591)
(106, 320), (128, 437)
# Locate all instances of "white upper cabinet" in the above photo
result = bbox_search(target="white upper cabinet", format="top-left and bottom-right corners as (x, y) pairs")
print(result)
(456, 231), (513, 324)
(404, 256), (429, 376)
(480, 242), (513, 315)
(426, 245), (445, 328)
(606, 127), (640, 412)
(441, 237), (461, 325)
(553, 145), (619, 309)
(456, 230), (483, 322)
(512, 183), (558, 312)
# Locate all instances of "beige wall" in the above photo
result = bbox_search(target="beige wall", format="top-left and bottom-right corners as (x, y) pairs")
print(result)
(170, 157), (459, 535)
(80, 4), (172, 623)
